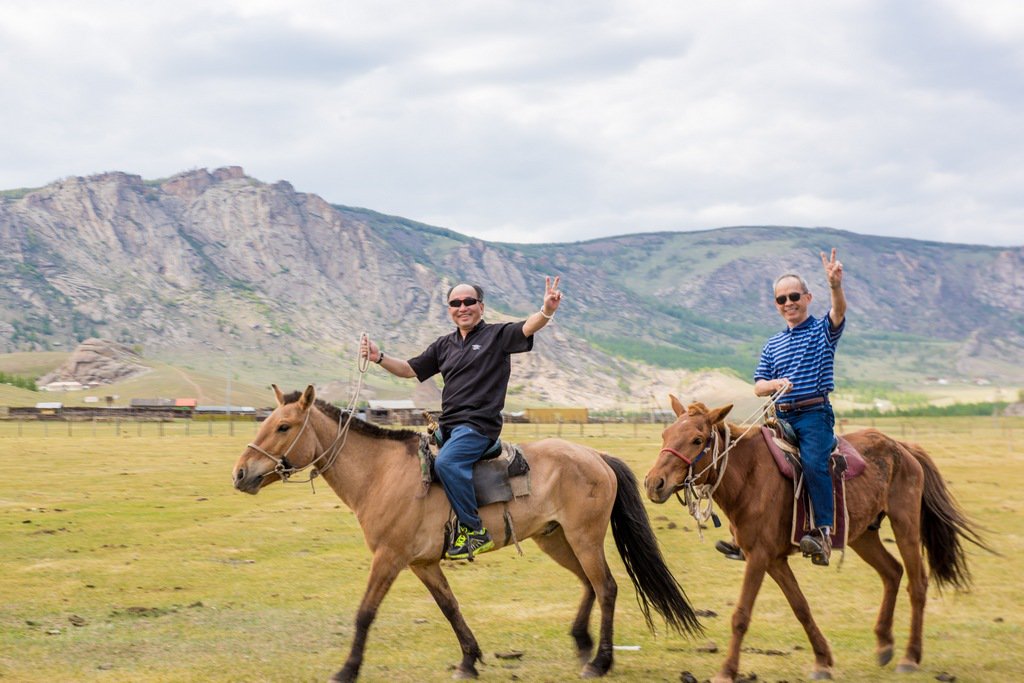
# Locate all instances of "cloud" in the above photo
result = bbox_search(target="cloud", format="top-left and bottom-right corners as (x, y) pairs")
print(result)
(0, 1), (1020, 246)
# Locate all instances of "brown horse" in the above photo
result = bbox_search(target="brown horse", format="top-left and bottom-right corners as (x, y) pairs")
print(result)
(644, 397), (988, 683)
(232, 385), (701, 682)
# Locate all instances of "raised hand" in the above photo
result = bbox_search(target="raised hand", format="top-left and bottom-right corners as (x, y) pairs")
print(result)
(542, 275), (563, 315)
(821, 248), (843, 290)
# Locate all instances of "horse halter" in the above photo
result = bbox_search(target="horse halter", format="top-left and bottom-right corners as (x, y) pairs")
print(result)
(660, 438), (713, 468)
(662, 424), (733, 539)
(245, 407), (319, 481)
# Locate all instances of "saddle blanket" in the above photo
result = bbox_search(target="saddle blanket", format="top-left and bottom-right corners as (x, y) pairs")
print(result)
(759, 426), (864, 551)
(419, 437), (531, 506)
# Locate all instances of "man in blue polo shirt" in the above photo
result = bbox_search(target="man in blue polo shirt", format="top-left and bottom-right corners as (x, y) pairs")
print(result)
(361, 277), (563, 560)
(754, 249), (846, 566)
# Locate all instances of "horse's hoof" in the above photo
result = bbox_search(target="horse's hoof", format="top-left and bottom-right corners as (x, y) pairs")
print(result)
(877, 646), (894, 666)
(895, 660), (919, 674)
(452, 667), (478, 680)
(580, 663), (604, 679)
(810, 669), (833, 680)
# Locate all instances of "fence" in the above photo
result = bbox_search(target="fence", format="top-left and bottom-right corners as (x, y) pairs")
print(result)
(0, 416), (261, 438)
(2, 415), (1020, 451)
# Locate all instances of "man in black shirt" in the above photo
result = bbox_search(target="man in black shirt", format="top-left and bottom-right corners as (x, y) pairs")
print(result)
(362, 277), (563, 559)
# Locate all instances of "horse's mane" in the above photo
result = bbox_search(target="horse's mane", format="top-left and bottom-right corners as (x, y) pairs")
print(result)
(280, 391), (422, 442)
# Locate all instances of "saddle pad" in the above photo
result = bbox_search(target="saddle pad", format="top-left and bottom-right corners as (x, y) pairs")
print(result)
(791, 461), (849, 551)
(474, 442), (530, 506)
(420, 438), (530, 507)
(760, 426), (866, 480)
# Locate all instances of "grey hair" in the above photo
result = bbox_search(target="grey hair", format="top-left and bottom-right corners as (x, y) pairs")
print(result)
(773, 273), (810, 293)
(446, 283), (485, 301)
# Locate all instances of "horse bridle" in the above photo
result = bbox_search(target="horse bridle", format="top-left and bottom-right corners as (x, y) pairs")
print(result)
(660, 437), (714, 469)
(245, 407), (320, 481)
(245, 401), (361, 486)
(660, 423), (733, 536)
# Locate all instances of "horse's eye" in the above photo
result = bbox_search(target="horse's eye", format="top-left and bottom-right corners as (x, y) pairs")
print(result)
(277, 424), (290, 433)
(692, 437), (703, 446)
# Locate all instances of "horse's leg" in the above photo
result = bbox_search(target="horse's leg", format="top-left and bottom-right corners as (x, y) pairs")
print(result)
(534, 527), (597, 664)
(561, 531), (617, 678)
(765, 558), (834, 680)
(888, 504), (928, 672)
(409, 562), (483, 679)
(848, 530), (903, 666)
(714, 557), (768, 683)
(332, 550), (403, 683)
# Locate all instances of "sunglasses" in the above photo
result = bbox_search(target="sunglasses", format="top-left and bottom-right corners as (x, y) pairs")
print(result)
(448, 297), (480, 308)
(775, 292), (804, 305)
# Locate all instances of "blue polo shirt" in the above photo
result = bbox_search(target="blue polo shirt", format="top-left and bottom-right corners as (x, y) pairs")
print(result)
(407, 320), (533, 440)
(755, 312), (845, 403)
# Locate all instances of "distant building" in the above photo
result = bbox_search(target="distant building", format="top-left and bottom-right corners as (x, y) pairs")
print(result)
(41, 381), (85, 392)
(35, 402), (63, 415)
(367, 399), (422, 425)
(195, 405), (256, 415)
(524, 407), (589, 424)
(130, 398), (175, 408)
(174, 398), (197, 414)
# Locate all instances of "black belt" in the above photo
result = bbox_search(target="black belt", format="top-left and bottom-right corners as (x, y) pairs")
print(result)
(776, 396), (827, 411)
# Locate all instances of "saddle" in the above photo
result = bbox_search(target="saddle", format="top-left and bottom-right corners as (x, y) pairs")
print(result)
(418, 418), (531, 506)
(761, 419), (866, 553)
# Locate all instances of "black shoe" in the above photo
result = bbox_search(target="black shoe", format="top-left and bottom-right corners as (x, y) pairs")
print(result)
(715, 540), (745, 561)
(446, 526), (495, 561)
(799, 530), (831, 566)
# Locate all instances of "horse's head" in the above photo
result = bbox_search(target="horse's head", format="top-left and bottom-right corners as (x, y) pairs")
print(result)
(232, 384), (322, 494)
(644, 395), (732, 503)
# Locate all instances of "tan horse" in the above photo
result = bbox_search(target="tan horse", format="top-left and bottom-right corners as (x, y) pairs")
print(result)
(233, 385), (701, 682)
(644, 398), (988, 683)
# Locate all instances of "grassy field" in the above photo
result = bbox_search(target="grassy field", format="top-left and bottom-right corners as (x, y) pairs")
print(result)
(1, 417), (1022, 682)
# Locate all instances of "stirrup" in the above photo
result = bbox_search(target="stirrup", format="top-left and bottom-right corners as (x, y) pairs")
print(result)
(446, 526), (495, 561)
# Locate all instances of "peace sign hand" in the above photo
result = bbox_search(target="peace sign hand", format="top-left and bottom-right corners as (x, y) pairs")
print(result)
(821, 248), (843, 289)
(542, 276), (563, 316)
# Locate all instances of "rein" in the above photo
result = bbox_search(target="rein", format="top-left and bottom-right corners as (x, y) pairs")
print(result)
(671, 386), (790, 539)
(244, 333), (372, 490)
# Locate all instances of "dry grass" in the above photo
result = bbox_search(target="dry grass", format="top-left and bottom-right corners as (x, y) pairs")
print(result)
(1, 417), (1022, 682)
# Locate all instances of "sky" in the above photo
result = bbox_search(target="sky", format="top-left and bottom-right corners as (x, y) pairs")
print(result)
(2, 1), (1022, 247)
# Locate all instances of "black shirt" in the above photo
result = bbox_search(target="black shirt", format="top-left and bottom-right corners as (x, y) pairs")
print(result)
(407, 320), (533, 440)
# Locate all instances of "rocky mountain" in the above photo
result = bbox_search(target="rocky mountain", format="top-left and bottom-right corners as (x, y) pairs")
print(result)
(1, 167), (1021, 409)
(38, 338), (148, 387)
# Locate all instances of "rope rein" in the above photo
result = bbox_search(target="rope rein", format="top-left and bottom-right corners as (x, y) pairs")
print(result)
(245, 332), (371, 491)
(674, 385), (789, 538)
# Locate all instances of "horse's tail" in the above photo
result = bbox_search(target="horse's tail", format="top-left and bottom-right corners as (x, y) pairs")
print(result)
(601, 453), (703, 636)
(902, 441), (994, 591)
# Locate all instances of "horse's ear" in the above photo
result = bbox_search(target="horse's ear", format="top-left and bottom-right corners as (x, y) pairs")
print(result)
(709, 403), (733, 425)
(272, 384), (285, 407)
(299, 384), (316, 410)
(669, 394), (686, 417)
